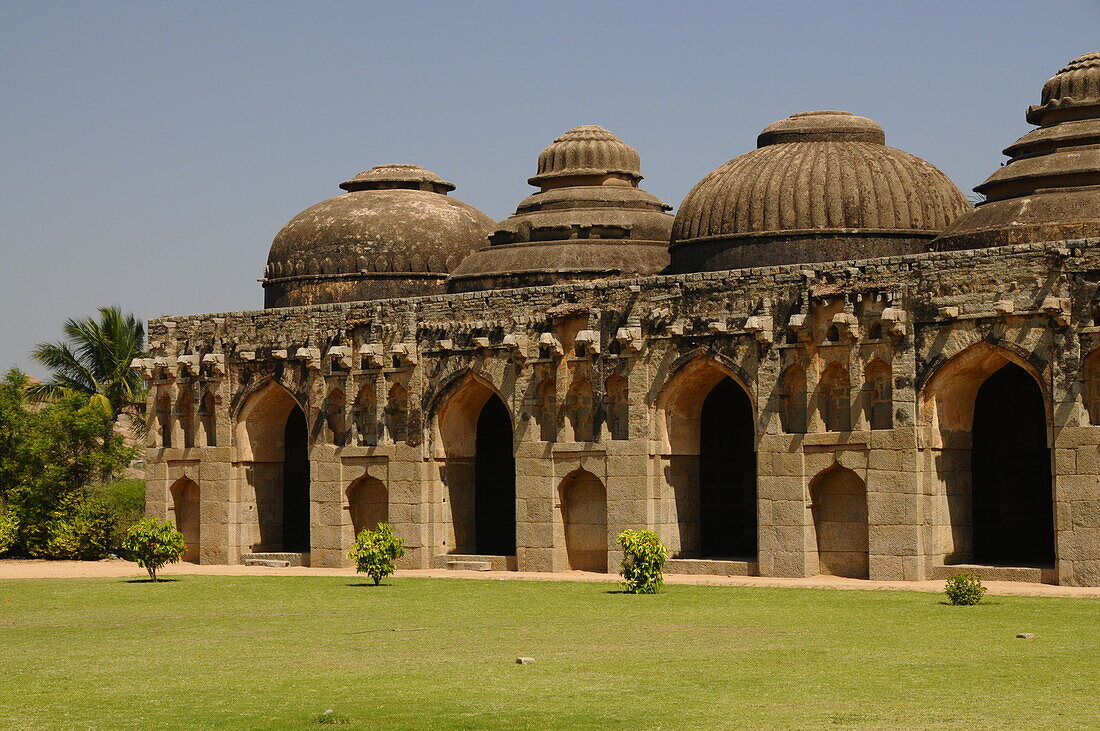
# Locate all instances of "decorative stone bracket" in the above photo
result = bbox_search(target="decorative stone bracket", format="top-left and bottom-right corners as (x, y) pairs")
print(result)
(614, 326), (643, 352)
(574, 330), (601, 356)
(707, 320), (729, 334)
(744, 315), (774, 344)
(880, 307), (908, 337)
(177, 354), (201, 376)
(327, 345), (353, 369)
(831, 312), (859, 342)
(538, 332), (564, 357)
(502, 333), (528, 360)
(787, 313), (812, 342)
(130, 358), (155, 381)
(1041, 296), (1071, 327)
(390, 342), (418, 366)
(295, 347), (322, 370)
(358, 343), (385, 368)
(202, 352), (226, 375)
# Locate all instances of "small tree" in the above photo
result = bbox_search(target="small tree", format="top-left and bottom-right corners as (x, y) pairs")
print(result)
(617, 529), (669, 594)
(347, 523), (405, 586)
(944, 573), (987, 605)
(122, 518), (185, 582)
(0, 508), (17, 556)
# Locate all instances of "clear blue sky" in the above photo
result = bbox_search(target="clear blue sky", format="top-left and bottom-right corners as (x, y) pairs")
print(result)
(2, 1), (1097, 378)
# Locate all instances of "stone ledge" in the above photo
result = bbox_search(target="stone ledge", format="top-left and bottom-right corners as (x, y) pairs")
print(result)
(931, 563), (1057, 584)
(431, 554), (517, 571)
(666, 558), (758, 576)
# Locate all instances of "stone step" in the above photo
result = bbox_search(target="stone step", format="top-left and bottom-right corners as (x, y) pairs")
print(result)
(240, 552), (310, 567)
(932, 563), (1056, 584)
(432, 554), (517, 571)
(446, 560), (492, 571)
(244, 558), (290, 568)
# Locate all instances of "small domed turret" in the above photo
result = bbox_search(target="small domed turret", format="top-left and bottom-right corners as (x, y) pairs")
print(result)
(670, 111), (969, 272)
(447, 126), (673, 293)
(936, 53), (1100, 250)
(264, 165), (493, 308)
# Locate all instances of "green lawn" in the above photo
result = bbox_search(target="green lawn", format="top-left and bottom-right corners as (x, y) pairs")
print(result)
(0, 576), (1097, 729)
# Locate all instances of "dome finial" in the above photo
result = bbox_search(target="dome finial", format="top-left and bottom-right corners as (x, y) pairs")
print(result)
(527, 125), (642, 188)
(1027, 52), (1100, 125)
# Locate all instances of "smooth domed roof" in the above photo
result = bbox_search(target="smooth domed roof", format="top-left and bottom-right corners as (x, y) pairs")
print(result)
(448, 126), (672, 293)
(936, 53), (1100, 250)
(263, 165), (494, 308)
(669, 111), (969, 272)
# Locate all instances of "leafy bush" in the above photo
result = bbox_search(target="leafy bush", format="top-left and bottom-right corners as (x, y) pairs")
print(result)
(0, 369), (135, 558)
(347, 523), (405, 585)
(121, 519), (185, 581)
(0, 508), (17, 556)
(45, 500), (117, 560)
(617, 529), (669, 594)
(944, 573), (987, 605)
(87, 478), (146, 539)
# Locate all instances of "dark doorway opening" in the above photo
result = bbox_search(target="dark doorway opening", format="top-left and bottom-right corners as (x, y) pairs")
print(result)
(699, 377), (757, 558)
(474, 395), (516, 555)
(282, 405), (311, 552)
(972, 363), (1054, 566)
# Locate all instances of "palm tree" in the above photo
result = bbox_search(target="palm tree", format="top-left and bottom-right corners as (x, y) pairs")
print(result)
(31, 306), (146, 419)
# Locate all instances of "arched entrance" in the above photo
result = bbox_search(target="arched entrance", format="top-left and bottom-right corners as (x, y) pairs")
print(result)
(809, 466), (868, 579)
(920, 342), (1055, 568)
(475, 395), (516, 555)
(282, 405), (310, 552)
(436, 375), (517, 557)
(699, 378), (757, 558)
(558, 469), (607, 572)
(235, 381), (311, 554)
(658, 357), (758, 560)
(971, 364), (1054, 565)
(347, 474), (387, 537)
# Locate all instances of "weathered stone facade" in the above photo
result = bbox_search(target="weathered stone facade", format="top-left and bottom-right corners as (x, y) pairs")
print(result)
(139, 53), (1100, 586)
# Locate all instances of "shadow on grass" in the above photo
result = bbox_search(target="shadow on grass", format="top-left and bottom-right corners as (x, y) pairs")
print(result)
(346, 582), (389, 588)
(123, 577), (180, 583)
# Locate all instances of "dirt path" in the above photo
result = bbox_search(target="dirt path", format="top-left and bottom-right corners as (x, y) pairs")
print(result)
(2, 559), (1098, 598)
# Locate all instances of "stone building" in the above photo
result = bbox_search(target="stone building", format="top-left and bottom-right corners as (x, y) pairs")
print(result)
(137, 53), (1100, 586)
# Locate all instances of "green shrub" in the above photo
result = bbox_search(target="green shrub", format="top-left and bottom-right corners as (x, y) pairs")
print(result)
(45, 500), (117, 560)
(347, 523), (405, 585)
(121, 518), (185, 581)
(944, 573), (987, 605)
(0, 508), (17, 556)
(86, 478), (146, 539)
(617, 529), (669, 594)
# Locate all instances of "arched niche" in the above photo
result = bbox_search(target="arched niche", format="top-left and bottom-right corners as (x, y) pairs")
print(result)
(656, 355), (755, 456)
(557, 469), (607, 572)
(347, 474), (387, 537)
(808, 464), (868, 579)
(864, 357), (892, 431)
(169, 477), (200, 563)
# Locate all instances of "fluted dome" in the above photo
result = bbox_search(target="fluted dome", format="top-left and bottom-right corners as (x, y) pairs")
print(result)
(263, 165), (494, 308)
(529, 125), (642, 187)
(669, 111), (969, 272)
(936, 53), (1100, 250)
(448, 126), (672, 293)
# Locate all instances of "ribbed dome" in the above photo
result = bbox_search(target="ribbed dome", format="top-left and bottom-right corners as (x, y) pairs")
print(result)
(448, 126), (671, 293)
(528, 125), (642, 187)
(264, 165), (493, 308)
(936, 53), (1100, 250)
(669, 111), (969, 272)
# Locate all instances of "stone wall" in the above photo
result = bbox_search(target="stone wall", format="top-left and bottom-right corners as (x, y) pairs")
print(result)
(139, 237), (1100, 586)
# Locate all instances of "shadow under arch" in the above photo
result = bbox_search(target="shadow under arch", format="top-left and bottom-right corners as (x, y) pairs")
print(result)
(434, 372), (516, 556)
(919, 341), (1054, 567)
(654, 354), (757, 560)
(169, 476), (200, 563)
(234, 379), (311, 553)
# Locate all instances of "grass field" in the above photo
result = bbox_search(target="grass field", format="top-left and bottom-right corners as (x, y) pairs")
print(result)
(1, 576), (1098, 729)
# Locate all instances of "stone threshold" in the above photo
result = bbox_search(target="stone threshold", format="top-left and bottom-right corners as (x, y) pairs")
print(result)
(431, 554), (517, 571)
(665, 558), (758, 576)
